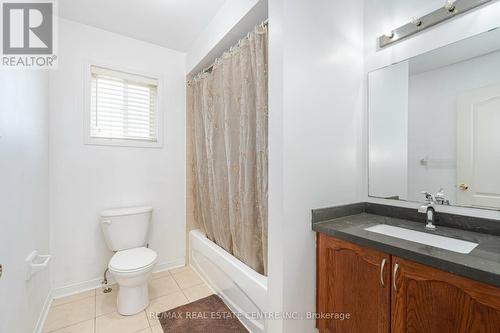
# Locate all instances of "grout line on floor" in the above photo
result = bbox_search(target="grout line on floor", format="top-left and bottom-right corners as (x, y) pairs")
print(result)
(50, 295), (95, 309)
(169, 271), (184, 291)
(144, 310), (150, 329)
(45, 317), (93, 333)
(179, 288), (190, 302)
(94, 288), (97, 333)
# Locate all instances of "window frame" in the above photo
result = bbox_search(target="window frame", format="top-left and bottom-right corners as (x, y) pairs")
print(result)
(83, 62), (164, 148)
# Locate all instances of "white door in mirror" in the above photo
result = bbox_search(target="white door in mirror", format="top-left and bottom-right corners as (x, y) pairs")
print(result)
(457, 84), (500, 209)
(365, 224), (478, 254)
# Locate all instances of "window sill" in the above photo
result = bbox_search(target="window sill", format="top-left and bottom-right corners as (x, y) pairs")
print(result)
(84, 136), (163, 148)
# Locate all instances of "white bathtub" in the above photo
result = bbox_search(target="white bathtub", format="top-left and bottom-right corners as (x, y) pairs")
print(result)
(189, 229), (268, 333)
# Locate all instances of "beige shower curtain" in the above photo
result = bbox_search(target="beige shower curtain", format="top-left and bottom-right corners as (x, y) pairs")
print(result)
(187, 24), (268, 275)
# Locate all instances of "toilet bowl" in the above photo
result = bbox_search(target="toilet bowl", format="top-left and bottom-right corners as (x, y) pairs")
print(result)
(108, 247), (158, 315)
(100, 206), (157, 316)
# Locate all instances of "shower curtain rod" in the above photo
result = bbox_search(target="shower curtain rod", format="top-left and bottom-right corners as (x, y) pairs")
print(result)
(200, 19), (268, 75)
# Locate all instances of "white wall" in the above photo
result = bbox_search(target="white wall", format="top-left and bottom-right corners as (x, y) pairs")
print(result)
(186, 0), (264, 74)
(363, 0), (500, 220)
(369, 61), (408, 199)
(0, 71), (51, 333)
(407, 50), (500, 203)
(267, 0), (364, 332)
(49, 19), (186, 295)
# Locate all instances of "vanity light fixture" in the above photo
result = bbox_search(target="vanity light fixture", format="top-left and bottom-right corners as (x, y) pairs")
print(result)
(377, 0), (493, 49)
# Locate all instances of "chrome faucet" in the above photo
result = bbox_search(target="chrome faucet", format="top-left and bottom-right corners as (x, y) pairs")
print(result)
(418, 191), (437, 231)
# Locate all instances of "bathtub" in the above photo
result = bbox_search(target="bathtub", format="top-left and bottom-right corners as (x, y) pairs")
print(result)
(189, 229), (268, 333)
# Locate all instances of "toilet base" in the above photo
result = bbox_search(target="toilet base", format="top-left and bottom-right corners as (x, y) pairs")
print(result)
(117, 283), (150, 315)
(107, 248), (158, 316)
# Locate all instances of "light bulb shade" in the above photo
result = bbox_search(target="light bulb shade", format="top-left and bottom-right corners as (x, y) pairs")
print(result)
(410, 16), (423, 26)
(445, 0), (457, 11)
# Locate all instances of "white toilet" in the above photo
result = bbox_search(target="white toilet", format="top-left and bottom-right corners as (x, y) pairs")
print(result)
(100, 206), (158, 315)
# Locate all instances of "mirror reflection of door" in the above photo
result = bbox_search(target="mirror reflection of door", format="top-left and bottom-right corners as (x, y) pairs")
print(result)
(457, 84), (500, 209)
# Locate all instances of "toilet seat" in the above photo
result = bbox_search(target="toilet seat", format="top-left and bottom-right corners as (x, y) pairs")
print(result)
(109, 247), (158, 273)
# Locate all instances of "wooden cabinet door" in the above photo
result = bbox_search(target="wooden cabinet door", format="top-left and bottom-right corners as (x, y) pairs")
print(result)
(392, 257), (500, 333)
(316, 234), (390, 333)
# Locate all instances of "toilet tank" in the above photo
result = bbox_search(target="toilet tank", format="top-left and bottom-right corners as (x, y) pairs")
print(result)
(100, 206), (153, 251)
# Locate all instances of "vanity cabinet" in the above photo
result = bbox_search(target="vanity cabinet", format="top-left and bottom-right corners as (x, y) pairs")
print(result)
(391, 257), (500, 333)
(317, 233), (500, 333)
(316, 234), (390, 333)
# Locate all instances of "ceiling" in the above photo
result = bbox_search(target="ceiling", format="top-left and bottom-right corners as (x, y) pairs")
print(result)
(58, 0), (227, 52)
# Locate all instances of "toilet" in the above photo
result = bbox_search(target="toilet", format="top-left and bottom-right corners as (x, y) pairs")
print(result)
(100, 206), (158, 315)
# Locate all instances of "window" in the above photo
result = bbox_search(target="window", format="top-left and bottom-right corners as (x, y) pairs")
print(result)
(87, 65), (160, 147)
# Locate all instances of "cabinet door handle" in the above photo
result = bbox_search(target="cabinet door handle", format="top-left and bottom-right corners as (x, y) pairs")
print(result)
(393, 263), (399, 293)
(380, 258), (386, 287)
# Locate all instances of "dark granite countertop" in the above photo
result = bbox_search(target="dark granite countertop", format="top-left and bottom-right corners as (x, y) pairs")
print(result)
(313, 210), (500, 287)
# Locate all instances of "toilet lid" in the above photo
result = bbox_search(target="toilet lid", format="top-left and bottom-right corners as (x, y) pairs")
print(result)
(109, 247), (158, 272)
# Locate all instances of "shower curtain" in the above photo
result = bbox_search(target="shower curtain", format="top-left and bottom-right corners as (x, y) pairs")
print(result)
(187, 23), (268, 275)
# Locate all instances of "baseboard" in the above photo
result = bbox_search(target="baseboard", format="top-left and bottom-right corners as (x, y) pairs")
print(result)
(33, 290), (53, 333)
(51, 276), (115, 299)
(51, 258), (186, 299)
(153, 258), (185, 274)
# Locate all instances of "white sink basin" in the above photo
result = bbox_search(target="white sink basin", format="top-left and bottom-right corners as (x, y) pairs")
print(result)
(364, 224), (478, 254)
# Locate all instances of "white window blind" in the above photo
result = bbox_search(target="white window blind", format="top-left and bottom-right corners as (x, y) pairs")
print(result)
(90, 65), (158, 142)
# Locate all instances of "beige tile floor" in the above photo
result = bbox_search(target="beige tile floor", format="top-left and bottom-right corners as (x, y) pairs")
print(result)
(43, 266), (214, 333)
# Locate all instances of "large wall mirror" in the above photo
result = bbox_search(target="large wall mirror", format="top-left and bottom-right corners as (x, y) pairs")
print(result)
(368, 27), (500, 211)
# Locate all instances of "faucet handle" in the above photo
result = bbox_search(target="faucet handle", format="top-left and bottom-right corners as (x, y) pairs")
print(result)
(435, 188), (450, 205)
(421, 191), (435, 203)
